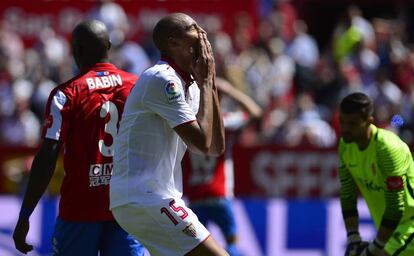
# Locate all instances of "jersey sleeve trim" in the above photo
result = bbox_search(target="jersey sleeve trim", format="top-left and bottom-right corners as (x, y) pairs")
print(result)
(44, 89), (67, 140)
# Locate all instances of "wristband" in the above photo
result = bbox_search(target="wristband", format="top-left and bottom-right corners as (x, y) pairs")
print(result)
(365, 238), (385, 255)
(346, 230), (361, 244)
(19, 207), (34, 220)
(347, 230), (360, 237)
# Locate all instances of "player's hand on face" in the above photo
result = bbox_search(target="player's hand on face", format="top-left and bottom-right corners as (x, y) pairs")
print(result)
(13, 218), (34, 254)
(191, 28), (215, 87)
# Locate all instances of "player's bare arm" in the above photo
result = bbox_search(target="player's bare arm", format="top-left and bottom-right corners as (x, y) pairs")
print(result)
(175, 30), (223, 155)
(203, 27), (225, 156)
(207, 86), (225, 156)
(13, 138), (62, 254)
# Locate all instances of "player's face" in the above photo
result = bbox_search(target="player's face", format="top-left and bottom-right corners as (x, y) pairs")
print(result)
(174, 17), (200, 71)
(339, 111), (370, 143)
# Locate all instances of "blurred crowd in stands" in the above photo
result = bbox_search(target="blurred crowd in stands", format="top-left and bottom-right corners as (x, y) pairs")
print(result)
(0, 0), (413, 149)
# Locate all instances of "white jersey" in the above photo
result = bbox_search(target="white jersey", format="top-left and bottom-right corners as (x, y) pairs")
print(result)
(110, 60), (200, 208)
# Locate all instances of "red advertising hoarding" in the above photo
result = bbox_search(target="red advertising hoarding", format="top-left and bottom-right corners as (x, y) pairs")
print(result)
(0, 145), (341, 197)
(0, 0), (258, 46)
(233, 145), (340, 198)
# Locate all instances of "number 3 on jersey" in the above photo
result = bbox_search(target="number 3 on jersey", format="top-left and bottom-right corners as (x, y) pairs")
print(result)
(99, 101), (118, 157)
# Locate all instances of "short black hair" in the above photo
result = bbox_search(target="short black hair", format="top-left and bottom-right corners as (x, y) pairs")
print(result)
(152, 13), (187, 54)
(71, 20), (110, 62)
(340, 92), (373, 119)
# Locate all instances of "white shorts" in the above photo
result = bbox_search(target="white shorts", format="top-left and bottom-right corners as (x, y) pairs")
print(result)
(112, 197), (210, 256)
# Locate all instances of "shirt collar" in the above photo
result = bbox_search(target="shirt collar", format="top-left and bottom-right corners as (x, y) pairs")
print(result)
(80, 63), (116, 73)
(160, 56), (193, 87)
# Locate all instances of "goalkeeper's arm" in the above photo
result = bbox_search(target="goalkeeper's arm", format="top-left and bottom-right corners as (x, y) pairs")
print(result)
(338, 162), (365, 256)
(339, 163), (359, 234)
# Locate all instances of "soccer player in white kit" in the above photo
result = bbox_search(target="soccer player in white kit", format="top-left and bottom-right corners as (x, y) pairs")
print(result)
(110, 13), (228, 256)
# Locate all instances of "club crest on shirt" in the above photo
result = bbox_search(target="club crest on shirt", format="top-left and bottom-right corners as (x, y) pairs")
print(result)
(182, 223), (197, 237)
(165, 81), (182, 103)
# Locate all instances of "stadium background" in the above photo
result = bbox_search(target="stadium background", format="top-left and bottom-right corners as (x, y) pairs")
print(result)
(0, 0), (413, 255)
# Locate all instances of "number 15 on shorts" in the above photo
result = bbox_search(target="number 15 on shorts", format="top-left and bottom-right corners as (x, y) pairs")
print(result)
(160, 200), (189, 225)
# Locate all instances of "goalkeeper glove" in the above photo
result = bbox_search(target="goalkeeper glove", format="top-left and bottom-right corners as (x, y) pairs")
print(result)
(344, 231), (369, 256)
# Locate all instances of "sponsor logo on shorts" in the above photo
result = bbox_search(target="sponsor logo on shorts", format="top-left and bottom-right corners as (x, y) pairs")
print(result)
(182, 223), (197, 237)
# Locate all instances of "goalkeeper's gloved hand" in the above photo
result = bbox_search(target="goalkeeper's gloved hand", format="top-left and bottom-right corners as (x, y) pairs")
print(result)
(359, 238), (385, 256)
(344, 231), (369, 256)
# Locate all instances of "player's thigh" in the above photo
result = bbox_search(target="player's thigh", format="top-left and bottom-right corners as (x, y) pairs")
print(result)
(185, 235), (229, 256)
(112, 198), (211, 256)
(52, 218), (100, 256)
(210, 199), (237, 239)
(385, 223), (414, 256)
(100, 221), (145, 256)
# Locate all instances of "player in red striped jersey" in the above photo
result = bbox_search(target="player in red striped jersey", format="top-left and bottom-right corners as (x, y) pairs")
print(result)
(183, 77), (262, 256)
(13, 20), (144, 256)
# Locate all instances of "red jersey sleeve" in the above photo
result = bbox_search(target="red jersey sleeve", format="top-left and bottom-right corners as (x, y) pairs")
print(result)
(42, 87), (73, 142)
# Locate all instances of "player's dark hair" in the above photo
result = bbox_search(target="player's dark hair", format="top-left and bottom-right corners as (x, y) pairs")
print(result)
(340, 92), (373, 119)
(152, 13), (187, 55)
(71, 20), (110, 66)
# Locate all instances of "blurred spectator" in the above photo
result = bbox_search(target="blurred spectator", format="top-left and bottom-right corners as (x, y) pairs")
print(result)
(233, 12), (255, 54)
(38, 27), (69, 68)
(286, 20), (319, 69)
(268, 38), (296, 98)
(30, 64), (57, 122)
(0, 2), (411, 149)
(270, 0), (297, 42)
(348, 5), (375, 48)
(365, 68), (402, 129)
(1, 78), (40, 146)
(89, 0), (151, 76)
(266, 92), (337, 148)
(333, 21), (362, 63)
(88, 0), (130, 46)
(313, 57), (346, 124)
(111, 41), (151, 76)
